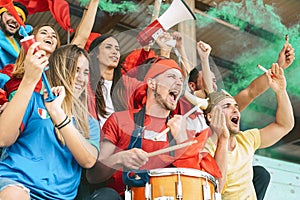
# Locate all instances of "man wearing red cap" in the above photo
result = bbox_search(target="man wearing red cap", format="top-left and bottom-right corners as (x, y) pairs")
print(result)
(86, 58), (198, 199)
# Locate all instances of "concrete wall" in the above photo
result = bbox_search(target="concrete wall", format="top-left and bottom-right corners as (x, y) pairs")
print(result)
(253, 155), (300, 200)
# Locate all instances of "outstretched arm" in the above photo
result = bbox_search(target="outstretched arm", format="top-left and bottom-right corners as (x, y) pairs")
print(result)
(156, 31), (192, 79)
(71, 0), (100, 48)
(259, 63), (294, 148)
(173, 31), (192, 76)
(235, 41), (295, 112)
(196, 40), (214, 93)
(234, 74), (269, 112)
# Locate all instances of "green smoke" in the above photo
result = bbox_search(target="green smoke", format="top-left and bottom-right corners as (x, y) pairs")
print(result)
(194, 0), (300, 128)
(78, 0), (137, 14)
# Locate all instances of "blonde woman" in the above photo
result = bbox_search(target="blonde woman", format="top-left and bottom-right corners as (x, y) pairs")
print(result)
(0, 44), (99, 199)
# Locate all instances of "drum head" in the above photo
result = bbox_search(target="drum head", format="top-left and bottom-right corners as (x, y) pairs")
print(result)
(149, 167), (217, 188)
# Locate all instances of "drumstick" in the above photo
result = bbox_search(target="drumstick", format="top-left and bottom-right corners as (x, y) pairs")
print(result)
(285, 34), (289, 44)
(154, 102), (204, 141)
(199, 42), (208, 52)
(148, 140), (197, 157)
(257, 64), (277, 79)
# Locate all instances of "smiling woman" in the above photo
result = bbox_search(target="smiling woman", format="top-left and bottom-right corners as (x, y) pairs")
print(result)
(11, 23), (61, 79)
(74, 54), (90, 98)
(89, 34), (144, 127)
(0, 43), (100, 199)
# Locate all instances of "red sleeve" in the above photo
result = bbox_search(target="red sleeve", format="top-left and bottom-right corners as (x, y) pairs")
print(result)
(101, 113), (120, 145)
(123, 75), (147, 110)
(101, 110), (137, 151)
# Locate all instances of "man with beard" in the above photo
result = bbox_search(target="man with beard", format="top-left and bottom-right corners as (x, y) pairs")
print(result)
(0, 2), (27, 70)
(203, 63), (294, 200)
(86, 58), (196, 199)
(0, 2), (27, 89)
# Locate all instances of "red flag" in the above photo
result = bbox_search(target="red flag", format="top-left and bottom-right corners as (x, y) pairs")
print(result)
(172, 128), (222, 178)
(5, 77), (43, 97)
(15, 0), (73, 31)
(48, 0), (73, 31)
(121, 48), (157, 76)
(200, 152), (222, 178)
(15, 0), (48, 14)
(85, 32), (101, 52)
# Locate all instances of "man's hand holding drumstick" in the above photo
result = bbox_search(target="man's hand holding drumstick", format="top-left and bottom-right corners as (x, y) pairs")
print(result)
(258, 34), (295, 78)
(277, 34), (295, 69)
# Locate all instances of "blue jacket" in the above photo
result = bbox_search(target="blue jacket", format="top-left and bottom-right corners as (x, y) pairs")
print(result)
(0, 30), (20, 70)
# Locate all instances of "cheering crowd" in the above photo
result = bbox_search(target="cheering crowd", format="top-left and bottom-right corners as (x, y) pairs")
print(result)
(0, 1), (296, 200)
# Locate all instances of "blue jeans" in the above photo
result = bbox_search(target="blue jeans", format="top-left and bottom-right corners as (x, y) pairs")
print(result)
(0, 177), (30, 194)
(253, 165), (270, 200)
(90, 187), (122, 200)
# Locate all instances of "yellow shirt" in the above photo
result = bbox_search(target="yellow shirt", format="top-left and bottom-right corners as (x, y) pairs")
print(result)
(205, 129), (261, 200)
(7, 36), (19, 53)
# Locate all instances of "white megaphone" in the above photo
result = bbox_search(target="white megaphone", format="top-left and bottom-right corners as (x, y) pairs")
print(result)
(136, 0), (196, 46)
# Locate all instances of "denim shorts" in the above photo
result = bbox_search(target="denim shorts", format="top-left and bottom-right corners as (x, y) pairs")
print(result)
(0, 177), (30, 194)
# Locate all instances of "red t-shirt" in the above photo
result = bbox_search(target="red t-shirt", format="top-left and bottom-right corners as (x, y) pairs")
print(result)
(102, 100), (212, 194)
(102, 109), (177, 194)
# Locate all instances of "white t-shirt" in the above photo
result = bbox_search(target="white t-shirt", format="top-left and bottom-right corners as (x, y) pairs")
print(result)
(98, 80), (114, 128)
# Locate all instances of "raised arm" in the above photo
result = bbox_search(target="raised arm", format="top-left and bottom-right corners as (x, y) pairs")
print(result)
(71, 0), (99, 48)
(0, 43), (48, 147)
(234, 74), (269, 112)
(259, 63), (294, 148)
(156, 31), (192, 79)
(196, 41), (214, 93)
(235, 41), (295, 112)
(172, 31), (192, 76)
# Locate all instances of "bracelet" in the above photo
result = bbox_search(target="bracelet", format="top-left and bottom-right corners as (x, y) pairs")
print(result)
(55, 115), (68, 128)
(56, 118), (71, 130)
